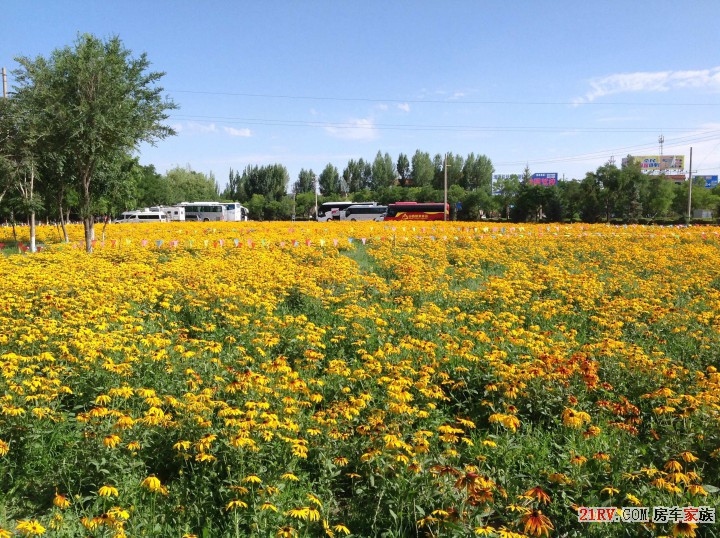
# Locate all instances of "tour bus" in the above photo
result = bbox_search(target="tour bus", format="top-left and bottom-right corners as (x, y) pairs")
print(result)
(116, 210), (169, 223)
(179, 202), (227, 222)
(316, 201), (377, 222)
(221, 202), (249, 222)
(384, 202), (449, 221)
(341, 204), (388, 221)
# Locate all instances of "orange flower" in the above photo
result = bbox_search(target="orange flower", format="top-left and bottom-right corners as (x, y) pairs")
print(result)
(521, 510), (554, 537)
(523, 486), (551, 504)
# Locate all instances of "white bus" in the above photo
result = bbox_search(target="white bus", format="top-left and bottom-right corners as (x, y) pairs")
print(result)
(179, 202), (227, 222)
(221, 202), (249, 222)
(341, 205), (388, 221)
(316, 201), (377, 222)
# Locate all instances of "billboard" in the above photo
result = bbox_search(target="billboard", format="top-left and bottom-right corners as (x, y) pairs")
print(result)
(529, 173), (558, 186)
(622, 155), (685, 172)
(492, 173), (558, 187)
(696, 175), (719, 189)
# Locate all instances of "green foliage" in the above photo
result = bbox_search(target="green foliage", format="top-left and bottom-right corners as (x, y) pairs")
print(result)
(165, 165), (219, 204)
(293, 168), (316, 195)
(318, 163), (342, 196)
(10, 33), (177, 251)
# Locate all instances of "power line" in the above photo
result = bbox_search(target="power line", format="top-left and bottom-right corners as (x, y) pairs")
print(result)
(169, 113), (718, 135)
(167, 89), (720, 107)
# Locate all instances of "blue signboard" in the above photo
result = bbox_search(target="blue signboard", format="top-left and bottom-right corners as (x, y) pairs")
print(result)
(697, 175), (719, 189)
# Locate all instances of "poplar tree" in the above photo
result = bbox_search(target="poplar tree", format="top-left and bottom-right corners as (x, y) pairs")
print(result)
(12, 33), (176, 252)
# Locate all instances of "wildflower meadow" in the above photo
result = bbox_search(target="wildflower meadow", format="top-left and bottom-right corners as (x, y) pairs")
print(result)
(0, 222), (719, 538)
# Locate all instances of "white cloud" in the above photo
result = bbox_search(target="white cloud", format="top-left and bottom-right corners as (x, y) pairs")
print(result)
(174, 121), (218, 134)
(324, 118), (377, 141)
(223, 126), (252, 137)
(575, 66), (720, 103)
(397, 102), (410, 112)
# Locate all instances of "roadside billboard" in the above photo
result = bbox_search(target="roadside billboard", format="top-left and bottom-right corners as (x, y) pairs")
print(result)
(492, 173), (558, 187)
(696, 175), (719, 189)
(622, 155), (685, 172)
(529, 173), (558, 186)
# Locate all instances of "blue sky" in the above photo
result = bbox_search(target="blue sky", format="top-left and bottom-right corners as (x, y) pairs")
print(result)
(3, 0), (720, 190)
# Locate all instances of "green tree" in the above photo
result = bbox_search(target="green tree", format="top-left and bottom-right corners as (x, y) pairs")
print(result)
(342, 159), (365, 193)
(293, 168), (316, 194)
(371, 151), (397, 190)
(644, 175), (675, 219)
(396, 153), (411, 187)
(1, 82), (53, 251)
(12, 33), (176, 252)
(135, 163), (170, 207)
(318, 163), (341, 196)
(493, 175), (520, 220)
(433, 153), (464, 190)
(410, 150), (434, 188)
(245, 194), (266, 220)
(294, 192), (317, 219)
(165, 165), (219, 204)
(579, 172), (605, 223)
(462, 153), (494, 193)
(557, 179), (584, 222)
(223, 168), (244, 201)
(242, 164), (289, 201)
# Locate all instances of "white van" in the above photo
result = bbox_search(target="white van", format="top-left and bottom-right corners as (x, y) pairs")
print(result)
(341, 205), (387, 221)
(116, 210), (169, 223)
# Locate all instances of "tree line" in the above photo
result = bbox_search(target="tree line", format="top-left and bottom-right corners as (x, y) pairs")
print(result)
(3, 35), (719, 255)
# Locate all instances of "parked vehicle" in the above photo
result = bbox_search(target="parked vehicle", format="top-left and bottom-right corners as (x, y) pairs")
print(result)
(116, 210), (169, 223)
(316, 201), (377, 222)
(384, 202), (448, 221)
(178, 202), (227, 222)
(341, 205), (387, 221)
(221, 202), (249, 222)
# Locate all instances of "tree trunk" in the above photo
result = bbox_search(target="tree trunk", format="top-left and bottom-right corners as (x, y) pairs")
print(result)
(82, 170), (94, 253)
(30, 212), (36, 253)
(29, 166), (36, 253)
(84, 217), (94, 253)
(58, 201), (69, 243)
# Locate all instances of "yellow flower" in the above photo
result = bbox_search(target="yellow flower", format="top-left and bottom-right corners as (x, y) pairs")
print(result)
(561, 408), (591, 429)
(103, 434), (121, 448)
(672, 522), (698, 537)
(242, 474), (262, 484)
(226, 499), (248, 510)
(286, 507), (309, 520)
(140, 475), (168, 495)
(601, 486), (619, 497)
(333, 524), (351, 535)
(679, 451), (699, 463)
(98, 485), (119, 497)
(0, 439), (9, 457)
(15, 520), (46, 536)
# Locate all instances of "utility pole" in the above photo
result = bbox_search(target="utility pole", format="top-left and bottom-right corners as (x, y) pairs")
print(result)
(2, 67), (7, 98)
(687, 147), (693, 223)
(314, 175), (318, 221)
(444, 153), (448, 221)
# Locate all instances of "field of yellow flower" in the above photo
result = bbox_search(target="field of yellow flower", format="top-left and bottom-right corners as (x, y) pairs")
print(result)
(1, 222), (719, 537)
